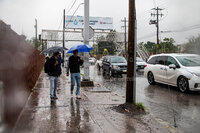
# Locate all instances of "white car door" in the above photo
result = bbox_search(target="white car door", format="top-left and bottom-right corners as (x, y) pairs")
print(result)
(153, 56), (167, 82)
(165, 56), (180, 85)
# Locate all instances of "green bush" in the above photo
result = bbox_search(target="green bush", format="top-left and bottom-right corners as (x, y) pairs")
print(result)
(135, 102), (146, 111)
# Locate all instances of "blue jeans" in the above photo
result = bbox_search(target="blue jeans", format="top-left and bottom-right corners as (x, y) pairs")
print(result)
(49, 76), (58, 98)
(71, 73), (81, 95)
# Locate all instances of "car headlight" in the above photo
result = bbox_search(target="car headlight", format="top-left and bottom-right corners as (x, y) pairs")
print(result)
(112, 65), (119, 69)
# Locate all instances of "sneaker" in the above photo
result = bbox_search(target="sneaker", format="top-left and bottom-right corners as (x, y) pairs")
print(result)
(51, 98), (54, 102)
(76, 95), (81, 99)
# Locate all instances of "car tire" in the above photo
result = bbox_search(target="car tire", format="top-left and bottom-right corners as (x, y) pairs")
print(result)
(148, 72), (155, 85)
(177, 76), (189, 93)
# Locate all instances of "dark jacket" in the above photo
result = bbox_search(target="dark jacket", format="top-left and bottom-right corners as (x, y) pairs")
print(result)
(48, 56), (60, 77)
(67, 55), (83, 73)
(58, 56), (64, 76)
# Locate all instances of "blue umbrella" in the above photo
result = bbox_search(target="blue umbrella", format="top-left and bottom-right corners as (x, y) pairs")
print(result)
(67, 44), (93, 53)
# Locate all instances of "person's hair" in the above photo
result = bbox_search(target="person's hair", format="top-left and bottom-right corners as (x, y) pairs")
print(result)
(53, 52), (60, 56)
(73, 50), (78, 54)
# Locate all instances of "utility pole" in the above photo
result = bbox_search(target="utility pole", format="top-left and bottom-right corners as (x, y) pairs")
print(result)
(126, 0), (136, 103)
(121, 17), (128, 56)
(150, 7), (164, 54)
(35, 19), (38, 48)
(63, 9), (65, 67)
(81, 0), (94, 86)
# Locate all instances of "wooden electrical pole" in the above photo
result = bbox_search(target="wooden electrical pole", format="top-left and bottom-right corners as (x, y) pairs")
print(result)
(150, 7), (164, 54)
(126, 0), (136, 103)
(156, 7), (159, 54)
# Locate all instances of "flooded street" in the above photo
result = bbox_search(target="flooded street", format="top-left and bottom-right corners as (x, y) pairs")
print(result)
(88, 65), (200, 133)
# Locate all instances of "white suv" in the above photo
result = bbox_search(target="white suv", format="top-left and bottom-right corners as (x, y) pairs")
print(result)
(144, 54), (200, 92)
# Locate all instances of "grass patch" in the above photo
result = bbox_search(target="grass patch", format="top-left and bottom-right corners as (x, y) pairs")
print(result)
(135, 102), (146, 111)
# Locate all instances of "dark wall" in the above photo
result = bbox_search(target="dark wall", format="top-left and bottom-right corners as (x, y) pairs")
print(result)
(0, 20), (45, 130)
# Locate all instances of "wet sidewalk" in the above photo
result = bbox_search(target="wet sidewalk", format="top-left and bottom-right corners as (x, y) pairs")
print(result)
(13, 72), (169, 133)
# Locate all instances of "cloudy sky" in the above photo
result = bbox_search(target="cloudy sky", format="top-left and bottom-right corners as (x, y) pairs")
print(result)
(0, 0), (200, 45)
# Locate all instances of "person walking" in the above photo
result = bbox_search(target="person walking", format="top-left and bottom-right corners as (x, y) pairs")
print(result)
(48, 52), (60, 102)
(66, 50), (83, 99)
(57, 54), (64, 91)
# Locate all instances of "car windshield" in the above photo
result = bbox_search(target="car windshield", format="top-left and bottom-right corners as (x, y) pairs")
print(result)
(110, 57), (127, 63)
(136, 58), (144, 62)
(176, 55), (200, 67)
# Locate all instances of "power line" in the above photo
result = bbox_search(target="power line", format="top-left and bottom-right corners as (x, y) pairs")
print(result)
(65, 3), (84, 28)
(66, 0), (77, 14)
(57, 0), (77, 30)
(138, 24), (200, 41)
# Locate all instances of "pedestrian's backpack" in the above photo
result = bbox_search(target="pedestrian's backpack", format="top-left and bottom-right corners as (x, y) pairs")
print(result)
(44, 59), (50, 73)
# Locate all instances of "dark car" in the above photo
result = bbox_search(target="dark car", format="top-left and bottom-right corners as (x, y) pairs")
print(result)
(102, 56), (127, 77)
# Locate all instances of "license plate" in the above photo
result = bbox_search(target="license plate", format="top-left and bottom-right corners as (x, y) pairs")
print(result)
(123, 70), (127, 72)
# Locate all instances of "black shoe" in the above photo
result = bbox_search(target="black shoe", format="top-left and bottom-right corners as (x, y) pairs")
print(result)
(51, 98), (55, 102)
(54, 96), (58, 100)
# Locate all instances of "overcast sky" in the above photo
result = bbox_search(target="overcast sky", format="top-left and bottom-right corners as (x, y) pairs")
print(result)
(0, 0), (200, 45)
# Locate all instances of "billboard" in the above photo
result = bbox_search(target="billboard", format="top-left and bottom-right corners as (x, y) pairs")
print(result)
(65, 16), (113, 30)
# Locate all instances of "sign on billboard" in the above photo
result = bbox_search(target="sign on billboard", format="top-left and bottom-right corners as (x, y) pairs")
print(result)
(65, 16), (113, 30)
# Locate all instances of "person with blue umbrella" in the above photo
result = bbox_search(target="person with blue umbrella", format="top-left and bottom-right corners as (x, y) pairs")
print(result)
(66, 49), (84, 99)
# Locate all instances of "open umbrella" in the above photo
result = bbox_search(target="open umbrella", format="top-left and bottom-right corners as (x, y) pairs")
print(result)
(40, 46), (68, 55)
(67, 44), (93, 53)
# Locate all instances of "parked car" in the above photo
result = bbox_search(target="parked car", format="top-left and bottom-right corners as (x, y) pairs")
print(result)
(96, 57), (104, 70)
(102, 56), (127, 77)
(144, 54), (200, 92)
(136, 57), (146, 71)
(89, 57), (96, 65)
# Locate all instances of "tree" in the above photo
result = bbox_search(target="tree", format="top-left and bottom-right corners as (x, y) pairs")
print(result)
(98, 41), (116, 55)
(142, 37), (178, 54)
(143, 41), (157, 54)
(184, 34), (200, 54)
(96, 30), (118, 55)
(160, 38), (178, 53)
(89, 43), (98, 56)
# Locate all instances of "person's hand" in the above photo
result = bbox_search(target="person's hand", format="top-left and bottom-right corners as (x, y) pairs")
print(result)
(54, 61), (59, 66)
(66, 73), (69, 77)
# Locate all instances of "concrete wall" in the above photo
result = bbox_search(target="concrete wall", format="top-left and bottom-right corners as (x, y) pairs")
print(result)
(0, 20), (45, 131)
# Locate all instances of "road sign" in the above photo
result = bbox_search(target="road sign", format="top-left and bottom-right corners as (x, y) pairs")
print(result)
(82, 26), (94, 39)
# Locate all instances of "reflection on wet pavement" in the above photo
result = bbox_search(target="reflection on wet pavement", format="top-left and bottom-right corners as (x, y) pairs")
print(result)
(13, 69), (168, 133)
(90, 65), (200, 133)
(13, 74), (97, 133)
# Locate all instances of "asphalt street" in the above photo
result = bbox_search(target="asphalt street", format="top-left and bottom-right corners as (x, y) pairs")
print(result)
(88, 65), (200, 133)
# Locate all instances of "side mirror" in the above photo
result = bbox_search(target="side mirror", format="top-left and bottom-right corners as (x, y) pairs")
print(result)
(169, 64), (176, 69)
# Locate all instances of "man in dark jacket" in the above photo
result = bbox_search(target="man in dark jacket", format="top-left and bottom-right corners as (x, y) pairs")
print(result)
(48, 52), (60, 102)
(66, 50), (83, 99)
